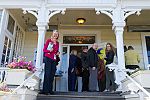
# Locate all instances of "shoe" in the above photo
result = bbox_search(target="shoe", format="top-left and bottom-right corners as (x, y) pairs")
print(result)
(110, 90), (115, 93)
(49, 91), (54, 95)
(104, 89), (109, 92)
(39, 91), (49, 95)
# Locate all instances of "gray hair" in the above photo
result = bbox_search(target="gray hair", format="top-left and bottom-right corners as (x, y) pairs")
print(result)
(53, 30), (58, 33)
(70, 50), (77, 55)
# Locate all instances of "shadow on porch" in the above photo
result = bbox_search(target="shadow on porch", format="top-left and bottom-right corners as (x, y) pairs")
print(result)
(37, 91), (125, 100)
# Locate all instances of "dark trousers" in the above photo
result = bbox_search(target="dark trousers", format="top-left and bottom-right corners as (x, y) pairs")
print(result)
(98, 77), (106, 92)
(68, 72), (77, 91)
(42, 57), (56, 93)
(106, 67), (116, 91)
(82, 68), (89, 91)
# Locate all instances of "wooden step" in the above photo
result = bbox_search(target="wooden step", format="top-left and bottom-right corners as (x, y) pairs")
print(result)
(37, 92), (125, 100)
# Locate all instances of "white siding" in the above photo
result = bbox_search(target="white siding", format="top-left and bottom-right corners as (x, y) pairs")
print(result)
(22, 32), (52, 61)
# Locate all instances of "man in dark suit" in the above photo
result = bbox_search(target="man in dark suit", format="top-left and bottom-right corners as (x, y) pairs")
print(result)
(87, 43), (98, 91)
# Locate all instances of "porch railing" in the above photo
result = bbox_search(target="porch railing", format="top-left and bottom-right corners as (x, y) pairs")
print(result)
(0, 67), (10, 83)
(0, 63), (44, 98)
(107, 63), (150, 99)
(11, 64), (44, 94)
(121, 69), (150, 98)
(111, 64), (150, 99)
(48, 0), (117, 4)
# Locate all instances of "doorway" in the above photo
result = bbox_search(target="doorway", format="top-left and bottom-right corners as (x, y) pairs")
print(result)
(57, 45), (90, 92)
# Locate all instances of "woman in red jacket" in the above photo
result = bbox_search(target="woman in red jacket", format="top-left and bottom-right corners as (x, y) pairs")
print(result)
(41, 30), (59, 95)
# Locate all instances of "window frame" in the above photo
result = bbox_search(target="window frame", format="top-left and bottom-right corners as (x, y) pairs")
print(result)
(0, 10), (3, 24)
(12, 25), (24, 59)
(7, 15), (15, 35)
(1, 36), (12, 66)
(0, 12), (25, 67)
(141, 32), (150, 69)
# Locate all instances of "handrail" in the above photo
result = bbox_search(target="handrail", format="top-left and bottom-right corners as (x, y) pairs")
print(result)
(120, 68), (150, 98)
(107, 63), (150, 98)
(0, 65), (43, 100)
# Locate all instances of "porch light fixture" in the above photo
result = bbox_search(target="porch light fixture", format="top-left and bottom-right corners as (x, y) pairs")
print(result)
(76, 18), (86, 24)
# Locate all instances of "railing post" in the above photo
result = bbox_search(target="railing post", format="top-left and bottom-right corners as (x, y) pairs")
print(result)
(139, 91), (144, 100)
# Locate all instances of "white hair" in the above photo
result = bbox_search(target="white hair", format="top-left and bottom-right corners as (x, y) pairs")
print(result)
(53, 30), (58, 33)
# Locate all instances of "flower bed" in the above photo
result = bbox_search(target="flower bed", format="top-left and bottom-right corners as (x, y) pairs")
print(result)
(7, 56), (36, 72)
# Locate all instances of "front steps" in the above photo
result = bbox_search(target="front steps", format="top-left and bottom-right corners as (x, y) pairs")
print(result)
(37, 91), (125, 100)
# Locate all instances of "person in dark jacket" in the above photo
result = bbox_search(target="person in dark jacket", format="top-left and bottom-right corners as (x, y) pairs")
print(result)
(76, 53), (82, 77)
(81, 46), (89, 92)
(87, 43), (98, 91)
(105, 43), (116, 92)
(76, 52), (83, 92)
(68, 50), (78, 91)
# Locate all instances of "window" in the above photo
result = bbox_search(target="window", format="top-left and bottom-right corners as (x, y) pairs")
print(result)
(1, 36), (12, 66)
(7, 15), (15, 34)
(12, 26), (24, 59)
(63, 36), (95, 44)
(0, 10), (2, 23)
(145, 36), (150, 64)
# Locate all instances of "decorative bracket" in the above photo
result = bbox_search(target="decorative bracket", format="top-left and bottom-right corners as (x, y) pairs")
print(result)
(22, 8), (66, 25)
(123, 9), (141, 20)
(47, 9), (66, 22)
(22, 8), (38, 19)
(95, 8), (113, 20)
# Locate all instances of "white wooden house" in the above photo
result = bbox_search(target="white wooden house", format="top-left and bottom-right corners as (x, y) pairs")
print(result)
(0, 0), (150, 100)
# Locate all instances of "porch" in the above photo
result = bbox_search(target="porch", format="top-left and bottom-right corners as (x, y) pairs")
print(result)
(0, 0), (150, 99)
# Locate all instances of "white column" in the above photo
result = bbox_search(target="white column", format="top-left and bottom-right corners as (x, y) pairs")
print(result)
(0, 9), (7, 64)
(114, 25), (125, 69)
(113, 24), (126, 90)
(35, 23), (47, 68)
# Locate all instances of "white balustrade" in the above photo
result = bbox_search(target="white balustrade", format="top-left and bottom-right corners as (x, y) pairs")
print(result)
(0, 67), (9, 83)
(48, 0), (116, 4)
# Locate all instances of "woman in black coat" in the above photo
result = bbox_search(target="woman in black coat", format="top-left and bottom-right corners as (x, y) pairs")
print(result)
(105, 43), (117, 92)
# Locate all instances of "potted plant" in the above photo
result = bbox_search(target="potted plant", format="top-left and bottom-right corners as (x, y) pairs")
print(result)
(6, 56), (36, 85)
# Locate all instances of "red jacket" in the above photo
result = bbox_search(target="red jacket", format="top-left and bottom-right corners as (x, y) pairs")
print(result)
(43, 39), (59, 61)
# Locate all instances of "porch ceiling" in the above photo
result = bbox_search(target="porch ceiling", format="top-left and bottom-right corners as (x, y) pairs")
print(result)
(127, 10), (150, 26)
(8, 9), (150, 31)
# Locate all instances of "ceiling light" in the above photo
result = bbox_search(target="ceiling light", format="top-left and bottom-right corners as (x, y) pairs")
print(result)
(76, 18), (86, 24)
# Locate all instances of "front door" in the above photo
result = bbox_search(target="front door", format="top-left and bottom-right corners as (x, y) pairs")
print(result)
(59, 45), (90, 92)
(59, 45), (70, 91)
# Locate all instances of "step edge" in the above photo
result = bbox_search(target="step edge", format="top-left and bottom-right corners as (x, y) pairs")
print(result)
(37, 95), (124, 98)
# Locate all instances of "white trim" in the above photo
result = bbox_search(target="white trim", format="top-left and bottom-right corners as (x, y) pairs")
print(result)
(141, 32), (150, 69)
(21, 28), (26, 56)
(0, 9), (8, 65)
